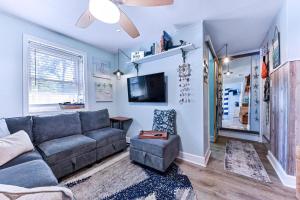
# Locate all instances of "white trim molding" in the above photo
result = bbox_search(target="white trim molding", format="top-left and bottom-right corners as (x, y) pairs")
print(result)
(219, 130), (262, 142)
(22, 34), (88, 116)
(267, 150), (296, 188)
(177, 149), (211, 167)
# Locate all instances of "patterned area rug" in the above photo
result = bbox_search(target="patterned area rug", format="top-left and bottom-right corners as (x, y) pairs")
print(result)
(225, 140), (271, 183)
(63, 153), (197, 200)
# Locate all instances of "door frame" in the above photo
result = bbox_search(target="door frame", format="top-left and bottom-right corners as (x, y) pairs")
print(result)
(205, 39), (219, 143)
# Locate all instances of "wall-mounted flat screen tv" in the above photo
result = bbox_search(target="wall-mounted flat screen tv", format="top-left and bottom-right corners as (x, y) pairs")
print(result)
(127, 72), (166, 102)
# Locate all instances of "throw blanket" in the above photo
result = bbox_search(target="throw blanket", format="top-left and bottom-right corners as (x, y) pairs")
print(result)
(0, 184), (74, 200)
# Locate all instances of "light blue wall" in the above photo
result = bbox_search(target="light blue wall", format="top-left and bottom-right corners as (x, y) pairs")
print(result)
(116, 22), (208, 157)
(261, 0), (300, 65)
(0, 12), (117, 117)
(0, 11), (209, 158)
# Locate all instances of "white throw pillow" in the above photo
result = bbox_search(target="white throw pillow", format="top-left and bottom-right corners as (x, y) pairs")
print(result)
(0, 184), (74, 200)
(0, 119), (10, 138)
(0, 130), (34, 166)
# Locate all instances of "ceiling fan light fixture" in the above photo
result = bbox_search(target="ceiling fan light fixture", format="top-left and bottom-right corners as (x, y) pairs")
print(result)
(89, 0), (120, 24)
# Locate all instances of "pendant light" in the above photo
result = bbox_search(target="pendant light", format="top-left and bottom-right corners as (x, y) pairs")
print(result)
(223, 44), (230, 64)
(223, 43), (232, 76)
(224, 62), (233, 76)
(113, 49), (124, 80)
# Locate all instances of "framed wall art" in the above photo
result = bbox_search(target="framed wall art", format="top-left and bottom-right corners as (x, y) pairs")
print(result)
(95, 78), (113, 102)
(272, 26), (281, 69)
(92, 57), (111, 79)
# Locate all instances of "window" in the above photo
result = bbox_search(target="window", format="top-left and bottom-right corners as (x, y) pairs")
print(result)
(23, 36), (87, 114)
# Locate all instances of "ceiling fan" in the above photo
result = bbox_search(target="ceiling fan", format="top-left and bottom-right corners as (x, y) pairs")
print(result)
(76, 0), (174, 38)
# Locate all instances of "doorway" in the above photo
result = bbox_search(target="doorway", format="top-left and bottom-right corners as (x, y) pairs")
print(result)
(221, 53), (260, 133)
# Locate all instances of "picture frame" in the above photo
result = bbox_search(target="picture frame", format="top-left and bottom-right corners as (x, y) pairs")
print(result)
(92, 57), (111, 79)
(95, 77), (113, 102)
(272, 26), (280, 69)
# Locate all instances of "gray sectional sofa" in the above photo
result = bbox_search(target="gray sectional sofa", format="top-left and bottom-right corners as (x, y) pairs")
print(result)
(0, 109), (126, 188)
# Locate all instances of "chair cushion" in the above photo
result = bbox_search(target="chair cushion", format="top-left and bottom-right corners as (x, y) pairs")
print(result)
(152, 109), (176, 135)
(85, 127), (125, 148)
(79, 109), (110, 133)
(0, 160), (58, 188)
(130, 134), (180, 158)
(33, 113), (82, 145)
(5, 116), (33, 141)
(38, 135), (96, 165)
(0, 149), (42, 170)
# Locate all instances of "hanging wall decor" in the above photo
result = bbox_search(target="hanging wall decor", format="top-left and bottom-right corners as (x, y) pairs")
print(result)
(203, 60), (209, 84)
(272, 26), (281, 69)
(92, 57), (111, 79)
(95, 78), (113, 102)
(252, 58), (260, 122)
(178, 50), (192, 104)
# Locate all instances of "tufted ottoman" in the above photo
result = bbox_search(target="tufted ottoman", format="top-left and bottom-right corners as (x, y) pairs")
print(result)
(130, 134), (180, 172)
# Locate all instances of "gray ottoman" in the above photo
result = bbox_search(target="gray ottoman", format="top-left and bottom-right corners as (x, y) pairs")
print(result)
(130, 134), (180, 172)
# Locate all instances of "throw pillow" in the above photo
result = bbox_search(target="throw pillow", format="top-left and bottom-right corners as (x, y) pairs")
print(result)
(0, 184), (74, 200)
(152, 109), (176, 135)
(0, 118), (10, 138)
(0, 130), (34, 166)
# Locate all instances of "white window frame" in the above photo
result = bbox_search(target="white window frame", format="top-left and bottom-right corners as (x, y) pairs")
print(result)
(22, 34), (89, 115)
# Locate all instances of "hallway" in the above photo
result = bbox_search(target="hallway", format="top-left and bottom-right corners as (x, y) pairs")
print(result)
(177, 136), (296, 200)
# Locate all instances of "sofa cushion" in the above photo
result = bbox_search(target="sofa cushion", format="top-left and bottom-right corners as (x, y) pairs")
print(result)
(0, 118), (10, 138)
(0, 130), (34, 166)
(0, 149), (42, 170)
(38, 135), (96, 165)
(85, 127), (125, 148)
(0, 160), (58, 188)
(79, 109), (110, 133)
(130, 134), (180, 158)
(5, 116), (33, 141)
(152, 109), (176, 135)
(33, 113), (82, 145)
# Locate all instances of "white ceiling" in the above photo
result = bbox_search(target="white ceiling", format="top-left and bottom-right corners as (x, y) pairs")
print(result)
(0, 0), (283, 53)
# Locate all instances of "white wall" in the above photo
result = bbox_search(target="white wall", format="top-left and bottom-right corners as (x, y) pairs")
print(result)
(0, 12), (117, 118)
(116, 22), (208, 157)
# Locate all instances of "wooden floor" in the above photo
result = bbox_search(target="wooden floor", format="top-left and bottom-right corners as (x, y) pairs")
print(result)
(176, 136), (296, 200)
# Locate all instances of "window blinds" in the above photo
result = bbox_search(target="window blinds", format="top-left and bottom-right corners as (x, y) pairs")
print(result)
(27, 41), (85, 111)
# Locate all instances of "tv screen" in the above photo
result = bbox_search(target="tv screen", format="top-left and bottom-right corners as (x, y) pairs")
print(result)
(127, 72), (166, 102)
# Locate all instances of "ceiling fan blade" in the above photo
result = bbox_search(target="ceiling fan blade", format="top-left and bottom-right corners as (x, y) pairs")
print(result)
(119, 9), (140, 38)
(76, 9), (95, 28)
(120, 0), (173, 6)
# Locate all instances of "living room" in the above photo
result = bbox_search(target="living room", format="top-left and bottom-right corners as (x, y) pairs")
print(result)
(0, 0), (299, 199)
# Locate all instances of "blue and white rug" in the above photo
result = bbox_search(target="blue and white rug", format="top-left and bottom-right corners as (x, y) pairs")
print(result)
(63, 153), (197, 200)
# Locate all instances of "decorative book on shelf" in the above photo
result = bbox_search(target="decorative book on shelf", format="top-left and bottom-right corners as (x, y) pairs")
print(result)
(139, 130), (168, 140)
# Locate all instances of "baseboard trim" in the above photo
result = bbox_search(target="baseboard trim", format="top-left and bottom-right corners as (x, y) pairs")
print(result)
(219, 130), (261, 142)
(267, 150), (296, 188)
(177, 149), (211, 167)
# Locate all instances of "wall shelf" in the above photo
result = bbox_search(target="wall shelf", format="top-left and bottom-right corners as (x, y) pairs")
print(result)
(127, 43), (197, 65)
